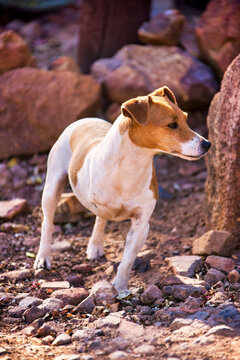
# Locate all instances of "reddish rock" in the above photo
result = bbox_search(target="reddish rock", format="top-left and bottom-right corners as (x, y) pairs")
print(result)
(0, 269), (32, 282)
(8, 306), (25, 318)
(138, 9), (185, 46)
(205, 55), (240, 238)
(105, 103), (121, 124)
(196, 0), (240, 77)
(90, 280), (118, 305)
(65, 275), (84, 287)
(0, 68), (101, 159)
(91, 45), (218, 111)
(0, 30), (35, 75)
(75, 295), (95, 314)
(51, 288), (89, 306)
(0, 199), (28, 220)
(140, 285), (163, 305)
(23, 306), (46, 324)
(206, 256), (235, 273)
(192, 231), (237, 256)
(204, 268), (225, 285)
(162, 284), (205, 300)
(72, 264), (93, 274)
(227, 270), (240, 283)
(179, 19), (201, 58)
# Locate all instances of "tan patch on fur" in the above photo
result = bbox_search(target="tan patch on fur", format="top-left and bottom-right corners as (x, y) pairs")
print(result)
(69, 121), (111, 186)
(127, 96), (194, 154)
(119, 116), (132, 135)
(150, 163), (159, 200)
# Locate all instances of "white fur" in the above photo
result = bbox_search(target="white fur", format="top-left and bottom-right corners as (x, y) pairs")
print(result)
(180, 132), (205, 159)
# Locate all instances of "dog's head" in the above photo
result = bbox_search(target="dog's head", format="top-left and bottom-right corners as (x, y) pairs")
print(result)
(121, 86), (211, 160)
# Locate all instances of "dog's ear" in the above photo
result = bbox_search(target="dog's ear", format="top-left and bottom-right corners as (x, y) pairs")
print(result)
(121, 96), (150, 126)
(150, 86), (177, 105)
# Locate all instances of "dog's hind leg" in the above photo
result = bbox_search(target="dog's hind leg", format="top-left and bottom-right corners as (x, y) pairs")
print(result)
(34, 142), (70, 270)
(87, 216), (107, 260)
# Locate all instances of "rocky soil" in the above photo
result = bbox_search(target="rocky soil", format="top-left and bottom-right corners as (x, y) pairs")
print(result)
(0, 153), (240, 360)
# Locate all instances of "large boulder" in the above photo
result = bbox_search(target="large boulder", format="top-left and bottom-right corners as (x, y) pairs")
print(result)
(196, 0), (240, 78)
(205, 54), (240, 238)
(91, 45), (218, 110)
(0, 68), (101, 159)
(0, 30), (35, 75)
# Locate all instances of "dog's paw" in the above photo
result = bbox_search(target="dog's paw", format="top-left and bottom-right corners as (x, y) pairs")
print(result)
(112, 278), (128, 295)
(87, 244), (104, 260)
(33, 255), (51, 270)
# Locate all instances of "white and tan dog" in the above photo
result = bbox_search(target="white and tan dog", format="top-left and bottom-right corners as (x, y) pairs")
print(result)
(34, 87), (211, 293)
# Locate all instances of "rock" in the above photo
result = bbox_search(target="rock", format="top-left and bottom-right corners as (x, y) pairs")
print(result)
(206, 325), (234, 337)
(23, 306), (46, 323)
(179, 19), (201, 58)
(207, 291), (227, 306)
(1, 222), (29, 233)
(52, 333), (71, 346)
(132, 249), (152, 273)
(140, 284), (163, 305)
(204, 268), (225, 285)
(166, 256), (201, 277)
(72, 264), (93, 274)
(133, 344), (155, 355)
(37, 323), (57, 337)
(40, 298), (64, 313)
(22, 325), (36, 336)
(0, 347), (7, 356)
(162, 284), (205, 301)
(65, 275), (84, 287)
(72, 329), (95, 342)
(8, 306), (25, 318)
(40, 281), (70, 290)
(54, 355), (80, 360)
(0, 164), (11, 188)
(212, 305), (240, 327)
(0, 269), (32, 282)
(74, 296), (95, 314)
(205, 55), (240, 238)
(42, 335), (54, 345)
(227, 270), (240, 283)
(51, 241), (72, 252)
(109, 351), (128, 360)
(206, 255), (235, 273)
(161, 275), (208, 288)
(170, 318), (193, 331)
(0, 30), (35, 75)
(3, 317), (22, 324)
(189, 311), (210, 321)
(178, 296), (203, 314)
(19, 21), (43, 44)
(138, 9), (185, 46)
(95, 314), (121, 328)
(50, 56), (80, 74)
(51, 288), (89, 306)
(196, 0), (240, 77)
(192, 231), (236, 256)
(0, 199), (29, 220)
(0, 68), (101, 159)
(19, 296), (43, 308)
(90, 280), (117, 305)
(54, 193), (90, 223)
(91, 44), (218, 111)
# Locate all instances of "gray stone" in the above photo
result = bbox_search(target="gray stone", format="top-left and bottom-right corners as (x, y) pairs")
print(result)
(189, 311), (210, 321)
(206, 325), (234, 337)
(109, 351), (128, 360)
(40, 298), (64, 313)
(37, 323), (57, 337)
(133, 344), (155, 355)
(162, 284), (205, 301)
(8, 306), (25, 318)
(95, 314), (121, 328)
(52, 333), (71, 346)
(72, 329), (95, 342)
(166, 256), (202, 277)
(19, 296), (43, 308)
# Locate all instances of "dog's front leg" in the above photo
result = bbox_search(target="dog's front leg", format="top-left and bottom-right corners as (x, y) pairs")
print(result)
(113, 219), (150, 293)
(87, 216), (107, 260)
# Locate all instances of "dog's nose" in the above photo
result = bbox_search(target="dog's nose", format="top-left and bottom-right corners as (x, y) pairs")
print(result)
(201, 139), (211, 152)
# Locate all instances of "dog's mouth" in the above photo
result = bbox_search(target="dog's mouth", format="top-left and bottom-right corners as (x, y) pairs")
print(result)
(171, 151), (203, 160)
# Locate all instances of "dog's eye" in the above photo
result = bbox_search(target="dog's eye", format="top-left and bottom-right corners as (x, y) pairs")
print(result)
(168, 122), (178, 129)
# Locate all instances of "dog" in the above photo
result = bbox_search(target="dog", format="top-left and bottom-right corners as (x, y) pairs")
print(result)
(34, 86), (211, 293)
